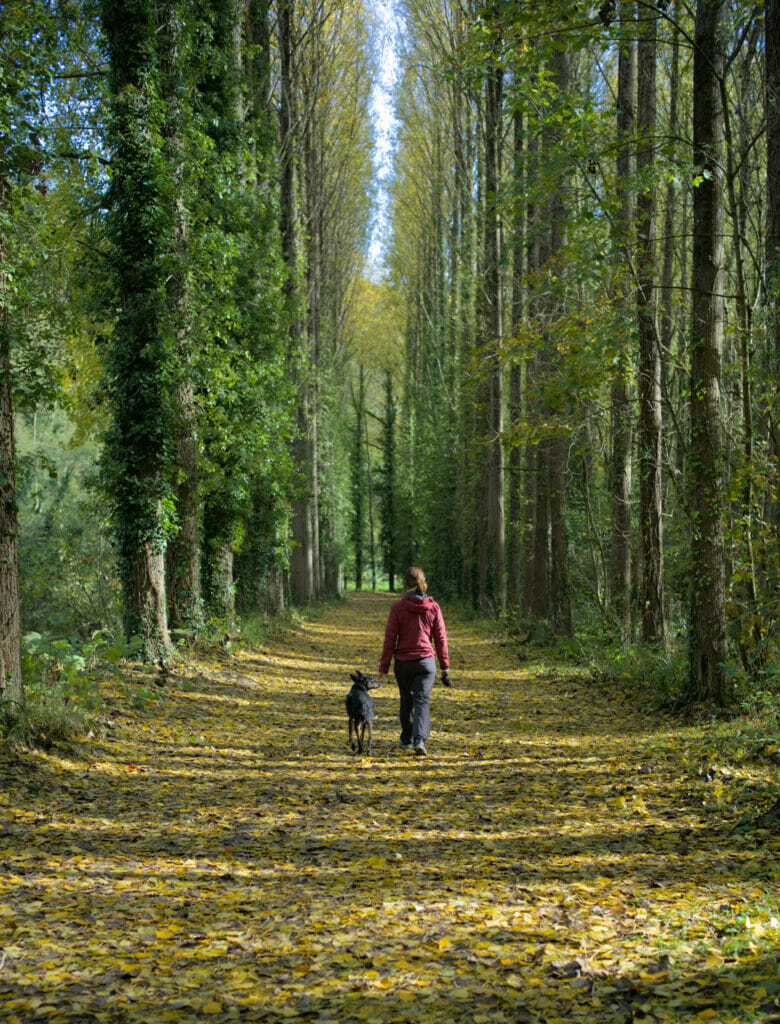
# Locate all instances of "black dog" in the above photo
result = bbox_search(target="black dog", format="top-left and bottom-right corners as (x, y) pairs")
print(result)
(345, 671), (381, 754)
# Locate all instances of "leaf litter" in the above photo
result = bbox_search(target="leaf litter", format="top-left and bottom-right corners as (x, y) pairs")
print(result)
(1, 592), (778, 1023)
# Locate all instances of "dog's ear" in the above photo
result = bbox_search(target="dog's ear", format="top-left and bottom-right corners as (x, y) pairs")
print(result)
(350, 672), (360, 685)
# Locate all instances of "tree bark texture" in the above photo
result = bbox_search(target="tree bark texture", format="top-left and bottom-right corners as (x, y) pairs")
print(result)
(278, 0), (314, 606)
(547, 48), (571, 635)
(637, 2), (665, 644)
(507, 104), (524, 607)
(689, 0), (727, 702)
(610, 3), (635, 640)
(160, 6), (201, 632)
(531, 440), (551, 620)
(767, 0), (780, 539)
(482, 12), (505, 611)
(549, 434), (572, 635)
(0, 322), (22, 705)
(521, 125), (540, 619)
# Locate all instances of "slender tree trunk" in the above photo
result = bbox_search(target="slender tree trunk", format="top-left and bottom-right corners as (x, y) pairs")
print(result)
(380, 370), (396, 593)
(659, 2), (679, 398)
(637, 2), (665, 643)
(167, 389), (200, 631)
(549, 434), (572, 635)
(483, 28), (505, 610)
(351, 369), (366, 592)
(767, 0), (780, 542)
(459, 98), (477, 601)
(365, 418), (376, 591)
(161, 6), (200, 632)
(279, 0), (314, 606)
(507, 104), (524, 607)
(723, 29), (762, 668)
(531, 439), (550, 620)
(610, 3), (635, 640)
(689, 0), (727, 702)
(521, 124), (540, 618)
(0, 287), (22, 705)
(304, 97), (323, 599)
(521, 438), (537, 617)
(547, 48), (571, 635)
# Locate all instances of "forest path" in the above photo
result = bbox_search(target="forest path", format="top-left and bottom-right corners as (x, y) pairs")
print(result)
(1, 592), (778, 1023)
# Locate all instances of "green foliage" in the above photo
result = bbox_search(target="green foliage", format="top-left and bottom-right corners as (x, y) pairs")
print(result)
(188, 0), (292, 617)
(0, 629), (124, 747)
(99, 0), (182, 645)
(16, 407), (122, 637)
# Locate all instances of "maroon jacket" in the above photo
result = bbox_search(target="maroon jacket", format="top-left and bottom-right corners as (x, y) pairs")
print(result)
(379, 593), (450, 674)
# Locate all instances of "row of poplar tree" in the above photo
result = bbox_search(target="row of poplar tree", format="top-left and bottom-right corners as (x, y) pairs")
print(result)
(2, 0), (779, 710)
(0, 0), (376, 702)
(373, 0), (779, 703)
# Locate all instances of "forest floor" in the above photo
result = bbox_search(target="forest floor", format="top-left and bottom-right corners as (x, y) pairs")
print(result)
(1, 591), (779, 1024)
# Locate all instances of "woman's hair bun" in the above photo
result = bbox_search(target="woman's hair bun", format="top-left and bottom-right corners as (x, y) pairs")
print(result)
(403, 566), (427, 594)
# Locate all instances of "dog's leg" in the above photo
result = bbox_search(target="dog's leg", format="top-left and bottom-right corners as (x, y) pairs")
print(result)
(349, 717), (357, 752)
(357, 721), (365, 754)
(365, 719), (372, 755)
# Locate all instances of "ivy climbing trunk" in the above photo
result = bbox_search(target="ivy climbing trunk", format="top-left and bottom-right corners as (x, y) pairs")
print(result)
(279, 0), (314, 607)
(161, 5), (200, 633)
(767, 0), (780, 540)
(102, 0), (174, 663)
(689, 0), (727, 702)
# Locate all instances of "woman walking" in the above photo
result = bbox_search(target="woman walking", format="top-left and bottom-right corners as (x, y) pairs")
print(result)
(378, 567), (451, 755)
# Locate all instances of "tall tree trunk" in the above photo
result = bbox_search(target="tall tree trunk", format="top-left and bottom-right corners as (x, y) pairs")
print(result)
(380, 370), (397, 593)
(0, 290), (22, 706)
(689, 0), (727, 702)
(278, 0), (314, 606)
(723, 27), (762, 669)
(161, 5), (200, 632)
(637, 1), (665, 643)
(304, 93), (323, 599)
(365, 417), (376, 591)
(507, 103), (524, 607)
(350, 367), (366, 591)
(659, 2), (680, 400)
(549, 434), (572, 635)
(531, 439), (550, 620)
(483, 24), (505, 610)
(610, 3), (635, 640)
(547, 48), (571, 636)
(521, 124), (540, 618)
(767, 0), (780, 545)
(101, 0), (173, 663)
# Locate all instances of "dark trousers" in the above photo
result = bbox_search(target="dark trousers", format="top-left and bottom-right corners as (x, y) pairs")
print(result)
(394, 657), (436, 744)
